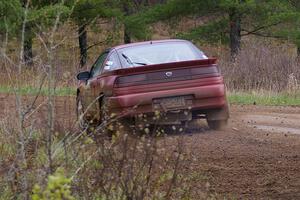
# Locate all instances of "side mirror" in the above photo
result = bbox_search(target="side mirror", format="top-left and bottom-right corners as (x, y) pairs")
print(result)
(77, 71), (90, 81)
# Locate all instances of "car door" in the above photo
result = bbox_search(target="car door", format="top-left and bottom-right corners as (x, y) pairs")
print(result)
(80, 51), (109, 117)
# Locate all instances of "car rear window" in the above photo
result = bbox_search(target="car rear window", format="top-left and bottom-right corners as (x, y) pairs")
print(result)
(117, 42), (208, 68)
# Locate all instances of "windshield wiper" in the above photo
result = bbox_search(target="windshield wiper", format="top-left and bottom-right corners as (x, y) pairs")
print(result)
(121, 53), (148, 66)
(122, 53), (133, 65)
(133, 62), (147, 66)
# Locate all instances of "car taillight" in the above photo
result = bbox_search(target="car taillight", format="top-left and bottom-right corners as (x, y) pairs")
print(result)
(115, 74), (147, 87)
(114, 65), (220, 89)
(190, 65), (219, 75)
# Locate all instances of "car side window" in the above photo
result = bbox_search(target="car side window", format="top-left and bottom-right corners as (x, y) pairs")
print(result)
(90, 52), (109, 78)
(103, 51), (121, 72)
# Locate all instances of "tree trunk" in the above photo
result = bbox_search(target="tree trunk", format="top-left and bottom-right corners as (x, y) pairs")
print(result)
(23, 25), (33, 66)
(124, 25), (131, 44)
(78, 25), (87, 68)
(123, 2), (131, 44)
(22, 0), (33, 67)
(229, 8), (241, 61)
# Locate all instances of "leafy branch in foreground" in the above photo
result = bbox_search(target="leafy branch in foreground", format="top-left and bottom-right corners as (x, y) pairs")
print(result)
(32, 168), (75, 200)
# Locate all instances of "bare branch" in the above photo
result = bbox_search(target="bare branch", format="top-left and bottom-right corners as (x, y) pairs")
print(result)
(241, 21), (283, 37)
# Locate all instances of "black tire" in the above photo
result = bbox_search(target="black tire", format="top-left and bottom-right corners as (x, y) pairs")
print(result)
(98, 97), (115, 138)
(76, 95), (88, 129)
(207, 119), (228, 130)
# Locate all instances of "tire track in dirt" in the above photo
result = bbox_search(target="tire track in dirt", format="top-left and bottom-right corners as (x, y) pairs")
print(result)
(242, 110), (300, 135)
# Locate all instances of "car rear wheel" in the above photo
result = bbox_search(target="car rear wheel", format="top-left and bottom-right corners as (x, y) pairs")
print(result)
(207, 119), (228, 130)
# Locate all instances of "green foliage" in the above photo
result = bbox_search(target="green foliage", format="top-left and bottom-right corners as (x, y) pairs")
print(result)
(0, 0), (71, 47)
(125, 0), (300, 50)
(0, 0), (22, 36)
(27, 4), (70, 26)
(124, 0), (218, 40)
(228, 92), (300, 106)
(0, 85), (76, 96)
(68, 0), (121, 25)
(32, 168), (75, 200)
(273, 0), (300, 48)
(177, 19), (229, 44)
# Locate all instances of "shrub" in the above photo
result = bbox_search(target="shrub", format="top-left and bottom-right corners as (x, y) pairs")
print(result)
(32, 168), (74, 200)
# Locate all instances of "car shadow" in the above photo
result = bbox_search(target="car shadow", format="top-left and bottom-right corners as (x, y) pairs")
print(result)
(144, 119), (213, 137)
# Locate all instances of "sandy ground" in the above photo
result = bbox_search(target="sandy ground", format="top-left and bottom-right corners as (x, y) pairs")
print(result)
(1, 95), (300, 199)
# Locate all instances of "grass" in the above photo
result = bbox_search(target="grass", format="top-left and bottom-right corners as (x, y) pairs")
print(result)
(228, 91), (300, 106)
(0, 86), (300, 106)
(0, 85), (76, 96)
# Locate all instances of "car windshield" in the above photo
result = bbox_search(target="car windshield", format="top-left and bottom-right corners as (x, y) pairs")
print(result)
(118, 41), (208, 68)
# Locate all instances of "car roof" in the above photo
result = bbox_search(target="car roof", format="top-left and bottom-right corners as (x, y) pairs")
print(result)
(113, 39), (190, 50)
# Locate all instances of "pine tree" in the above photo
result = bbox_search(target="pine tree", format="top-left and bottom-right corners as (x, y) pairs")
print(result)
(68, 0), (155, 67)
(121, 0), (157, 44)
(278, 0), (300, 55)
(20, 0), (70, 66)
(125, 0), (296, 59)
(68, 0), (119, 67)
(0, 0), (22, 45)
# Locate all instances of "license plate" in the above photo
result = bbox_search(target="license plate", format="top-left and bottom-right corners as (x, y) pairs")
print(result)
(159, 96), (186, 109)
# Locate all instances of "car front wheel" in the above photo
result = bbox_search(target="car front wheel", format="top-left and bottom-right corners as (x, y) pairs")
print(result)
(76, 95), (88, 129)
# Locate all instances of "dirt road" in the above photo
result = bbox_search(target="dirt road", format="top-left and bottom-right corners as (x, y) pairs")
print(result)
(183, 106), (300, 199)
(1, 95), (300, 199)
(180, 105), (300, 199)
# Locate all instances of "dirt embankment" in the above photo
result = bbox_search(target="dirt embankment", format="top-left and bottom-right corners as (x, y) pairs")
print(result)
(1, 94), (300, 199)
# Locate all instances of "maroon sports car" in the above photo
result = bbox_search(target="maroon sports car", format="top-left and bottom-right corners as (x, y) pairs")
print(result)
(76, 39), (229, 131)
